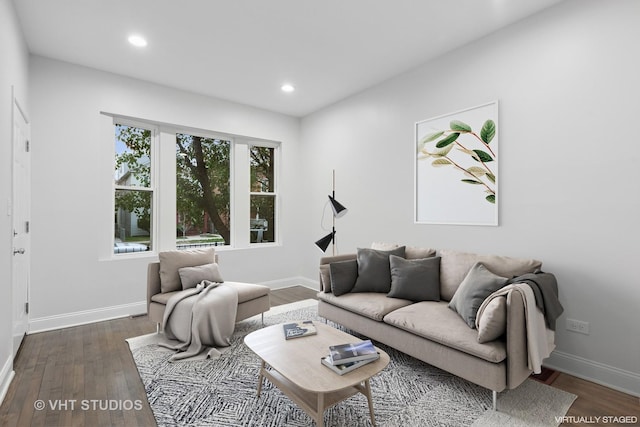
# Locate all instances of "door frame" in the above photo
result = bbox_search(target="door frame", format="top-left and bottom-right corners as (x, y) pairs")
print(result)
(11, 89), (31, 357)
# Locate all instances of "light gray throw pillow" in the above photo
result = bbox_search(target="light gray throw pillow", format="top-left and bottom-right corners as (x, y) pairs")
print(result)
(476, 296), (507, 343)
(388, 255), (441, 302)
(448, 262), (508, 328)
(329, 260), (359, 296)
(351, 246), (406, 293)
(178, 262), (224, 290)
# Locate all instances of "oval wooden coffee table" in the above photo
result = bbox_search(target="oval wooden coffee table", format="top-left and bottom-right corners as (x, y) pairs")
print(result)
(244, 321), (390, 427)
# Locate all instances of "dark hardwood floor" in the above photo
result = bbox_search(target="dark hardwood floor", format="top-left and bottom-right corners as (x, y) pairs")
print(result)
(1, 286), (637, 427)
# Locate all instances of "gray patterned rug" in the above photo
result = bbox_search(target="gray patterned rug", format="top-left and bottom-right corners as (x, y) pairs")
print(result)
(127, 300), (576, 426)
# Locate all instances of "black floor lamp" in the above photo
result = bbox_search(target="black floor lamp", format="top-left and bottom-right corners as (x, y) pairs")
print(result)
(315, 170), (348, 255)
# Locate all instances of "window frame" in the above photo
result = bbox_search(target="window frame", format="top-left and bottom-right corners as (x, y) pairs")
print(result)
(104, 113), (281, 257)
(112, 118), (158, 256)
(248, 141), (279, 246)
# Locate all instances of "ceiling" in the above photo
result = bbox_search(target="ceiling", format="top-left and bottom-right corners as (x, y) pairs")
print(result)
(13, 0), (563, 117)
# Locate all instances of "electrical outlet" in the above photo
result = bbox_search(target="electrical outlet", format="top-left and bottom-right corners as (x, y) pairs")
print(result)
(566, 318), (590, 335)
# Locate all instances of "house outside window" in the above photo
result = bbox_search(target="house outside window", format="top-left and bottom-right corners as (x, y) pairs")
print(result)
(113, 123), (155, 254)
(250, 145), (276, 244)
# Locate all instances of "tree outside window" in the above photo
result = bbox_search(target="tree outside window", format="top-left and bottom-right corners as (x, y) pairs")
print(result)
(176, 133), (230, 247)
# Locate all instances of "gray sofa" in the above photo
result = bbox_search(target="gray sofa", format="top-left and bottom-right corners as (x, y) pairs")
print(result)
(147, 248), (271, 331)
(317, 244), (546, 410)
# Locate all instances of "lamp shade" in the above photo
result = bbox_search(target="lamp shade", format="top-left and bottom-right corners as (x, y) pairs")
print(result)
(315, 231), (335, 252)
(328, 195), (348, 218)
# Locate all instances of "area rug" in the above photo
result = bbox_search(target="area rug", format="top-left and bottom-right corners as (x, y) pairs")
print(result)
(127, 300), (576, 427)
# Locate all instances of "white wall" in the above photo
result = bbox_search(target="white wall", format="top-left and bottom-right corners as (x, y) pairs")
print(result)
(300, 0), (640, 396)
(28, 56), (305, 331)
(0, 0), (29, 403)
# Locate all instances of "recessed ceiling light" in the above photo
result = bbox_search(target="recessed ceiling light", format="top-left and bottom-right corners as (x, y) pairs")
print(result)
(281, 84), (295, 93)
(128, 35), (148, 47)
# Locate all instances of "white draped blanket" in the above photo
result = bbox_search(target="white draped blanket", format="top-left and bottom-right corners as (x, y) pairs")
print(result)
(160, 281), (238, 362)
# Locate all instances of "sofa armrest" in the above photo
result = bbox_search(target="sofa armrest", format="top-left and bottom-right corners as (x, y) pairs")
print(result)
(318, 253), (357, 292)
(320, 253), (357, 265)
(505, 289), (533, 389)
(147, 262), (162, 313)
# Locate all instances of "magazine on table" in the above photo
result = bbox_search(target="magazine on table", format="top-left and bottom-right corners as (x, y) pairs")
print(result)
(328, 339), (378, 365)
(321, 353), (379, 375)
(282, 320), (317, 339)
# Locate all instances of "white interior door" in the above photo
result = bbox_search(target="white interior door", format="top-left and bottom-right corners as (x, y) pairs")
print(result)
(12, 97), (30, 357)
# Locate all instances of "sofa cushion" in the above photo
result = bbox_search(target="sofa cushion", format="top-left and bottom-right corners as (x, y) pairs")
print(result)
(370, 242), (400, 251)
(439, 249), (542, 301)
(329, 259), (359, 296)
(158, 248), (216, 293)
(224, 281), (270, 302)
(476, 296), (507, 343)
(371, 242), (436, 260)
(317, 292), (413, 321)
(151, 281), (269, 305)
(383, 301), (507, 363)
(178, 262), (224, 290)
(388, 255), (441, 302)
(449, 263), (508, 328)
(352, 246), (406, 293)
(406, 246), (437, 260)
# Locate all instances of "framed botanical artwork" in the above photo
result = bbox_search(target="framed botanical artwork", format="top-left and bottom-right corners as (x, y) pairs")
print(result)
(415, 101), (498, 226)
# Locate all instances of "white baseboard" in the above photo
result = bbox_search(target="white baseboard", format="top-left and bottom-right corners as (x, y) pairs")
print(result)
(0, 356), (15, 406)
(27, 278), (319, 334)
(29, 301), (147, 334)
(545, 350), (640, 397)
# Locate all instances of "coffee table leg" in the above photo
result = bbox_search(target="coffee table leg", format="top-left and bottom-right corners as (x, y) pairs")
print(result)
(364, 379), (376, 426)
(316, 393), (325, 427)
(257, 360), (266, 397)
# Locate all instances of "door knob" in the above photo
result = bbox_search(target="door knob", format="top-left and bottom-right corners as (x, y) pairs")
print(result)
(13, 248), (25, 255)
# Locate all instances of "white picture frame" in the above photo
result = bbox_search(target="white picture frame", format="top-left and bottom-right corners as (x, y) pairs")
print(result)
(415, 101), (499, 226)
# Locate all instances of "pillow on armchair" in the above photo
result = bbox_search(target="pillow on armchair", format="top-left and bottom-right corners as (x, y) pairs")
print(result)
(158, 248), (216, 293)
(178, 262), (224, 290)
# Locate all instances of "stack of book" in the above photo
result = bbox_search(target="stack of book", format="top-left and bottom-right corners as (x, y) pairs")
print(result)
(321, 339), (380, 375)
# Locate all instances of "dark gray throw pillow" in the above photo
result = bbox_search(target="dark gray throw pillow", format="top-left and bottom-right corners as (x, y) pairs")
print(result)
(329, 260), (359, 296)
(448, 262), (508, 328)
(387, 255), (441, 302)
(351, 246), (406, 293)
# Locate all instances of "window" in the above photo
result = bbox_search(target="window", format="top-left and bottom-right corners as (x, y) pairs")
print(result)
(107, 114), (280, 255)
(176, 133), (231, 248)
(250, 145), (276, 244)
(113, 123), (155, 254)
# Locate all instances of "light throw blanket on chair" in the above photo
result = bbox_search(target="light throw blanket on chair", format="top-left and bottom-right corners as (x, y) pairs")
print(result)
(476, 283), (555, 374)
(160, 280), (238, 362)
